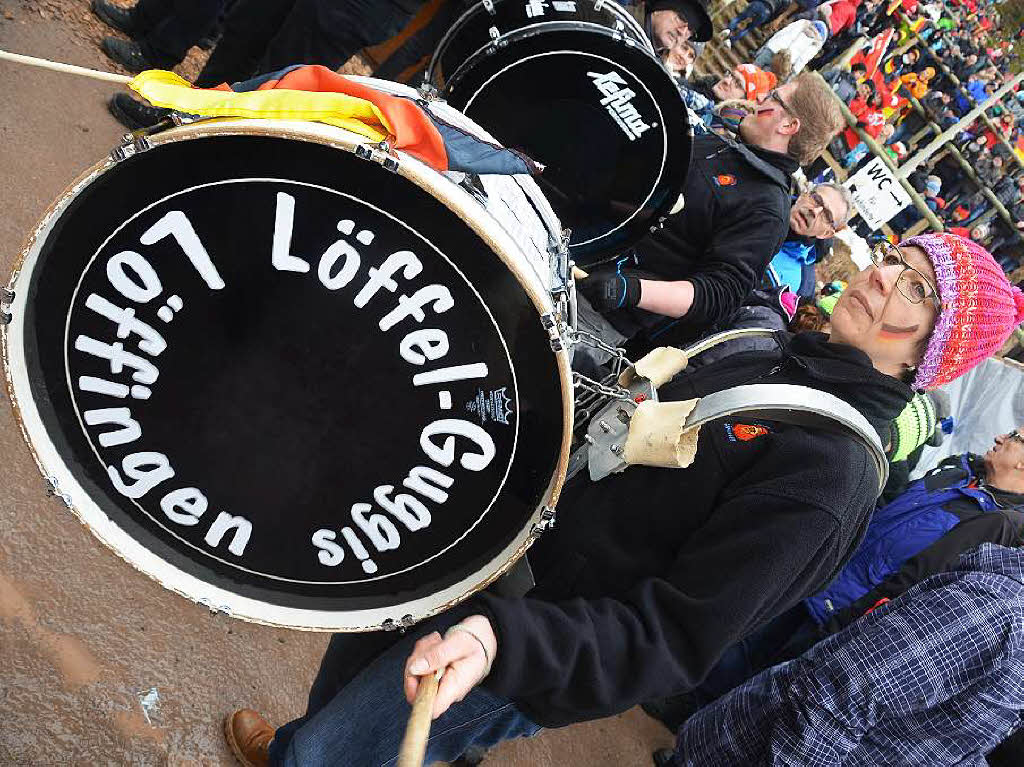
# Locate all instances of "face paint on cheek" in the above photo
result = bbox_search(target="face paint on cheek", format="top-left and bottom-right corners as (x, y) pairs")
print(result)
(878, 322), (920, 340)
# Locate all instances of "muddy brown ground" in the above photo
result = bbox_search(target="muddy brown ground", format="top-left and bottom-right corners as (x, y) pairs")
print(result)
(0, 1), (675, 763)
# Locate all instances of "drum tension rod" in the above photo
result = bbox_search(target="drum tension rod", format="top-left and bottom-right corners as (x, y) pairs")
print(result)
(530, 506), (557, 538)
(43, 476), (73, 508)
(382, 614), (416, 632)
(0, 287), (12, 325)
(354, 143), (400, 173)
(109, 116), (178, 163)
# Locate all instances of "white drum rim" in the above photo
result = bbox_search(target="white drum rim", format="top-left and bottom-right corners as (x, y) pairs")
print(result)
(2, 116), (572, 632)
(426, 0), (654, 86)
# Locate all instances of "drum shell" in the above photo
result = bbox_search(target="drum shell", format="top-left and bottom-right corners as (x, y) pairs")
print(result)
(1, 107), (572, 631)
(430, 14), (692, 264)
(429, 0), (651, 89)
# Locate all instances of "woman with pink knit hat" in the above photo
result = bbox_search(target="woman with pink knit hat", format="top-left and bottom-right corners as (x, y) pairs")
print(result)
(830, 233), (1024, 392)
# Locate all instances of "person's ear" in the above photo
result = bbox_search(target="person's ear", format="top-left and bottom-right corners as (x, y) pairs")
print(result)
(780, 116), (800, 136)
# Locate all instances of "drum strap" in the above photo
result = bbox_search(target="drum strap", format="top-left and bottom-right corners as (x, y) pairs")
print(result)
(571, 382), (888, 496)
(679, 383), (889, 496)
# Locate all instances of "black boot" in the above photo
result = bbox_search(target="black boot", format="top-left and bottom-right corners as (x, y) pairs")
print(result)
(653, 747), (676, 766)
(108, 92), (171, 130)
(91, 0), (136, 36)
(101, 37), (155, 73)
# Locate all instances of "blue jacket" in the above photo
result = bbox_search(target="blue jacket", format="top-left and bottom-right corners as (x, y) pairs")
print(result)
(767, 237), (816, 294)
(806, 454), (1023, 625)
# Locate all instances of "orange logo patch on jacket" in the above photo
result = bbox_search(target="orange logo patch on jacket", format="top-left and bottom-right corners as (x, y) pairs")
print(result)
(714, 174), (737, 186)
(724, 423), (771, 442)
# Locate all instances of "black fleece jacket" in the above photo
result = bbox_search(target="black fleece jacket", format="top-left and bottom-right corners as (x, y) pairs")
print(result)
(473, 332), (911, 727)
(608, 133), (798, 347)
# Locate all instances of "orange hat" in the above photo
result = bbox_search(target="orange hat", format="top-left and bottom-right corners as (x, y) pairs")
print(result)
(734, 64), (778, 101)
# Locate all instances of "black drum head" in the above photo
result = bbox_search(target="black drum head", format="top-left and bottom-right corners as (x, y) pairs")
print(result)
(9, 131), (566, 628)
(443, 28), (692, 265)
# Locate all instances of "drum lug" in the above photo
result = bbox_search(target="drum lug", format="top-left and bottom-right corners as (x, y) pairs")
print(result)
(530, 506), (557, 538)
(0, 287), (13, 325)
(198, 597), (233, 617)
(110, 134), (153, 164)
(482, 0), (496, 14)
(381, 614), (416, 633)
(547, 229), (571, 297)
(44, 476), (73, 508)
(540, 312), (566, 353)
(355, 143), (401, 173)
(417, 82), (440, 103)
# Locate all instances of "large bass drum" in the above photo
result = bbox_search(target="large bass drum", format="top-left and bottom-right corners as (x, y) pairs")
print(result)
(428, 0), (692, 265)
(1, 79), (572, 632)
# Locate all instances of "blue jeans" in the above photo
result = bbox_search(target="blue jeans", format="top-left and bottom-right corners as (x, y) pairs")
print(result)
(727, 1), (772, 41)
(269, 628), (541, 766)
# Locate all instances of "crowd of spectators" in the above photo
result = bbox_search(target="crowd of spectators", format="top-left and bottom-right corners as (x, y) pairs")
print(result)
(672, 0), (1024, 277)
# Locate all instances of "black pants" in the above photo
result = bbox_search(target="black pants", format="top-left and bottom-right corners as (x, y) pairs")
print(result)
(195, 0), (422, 88)
(131, 0), (227, 68)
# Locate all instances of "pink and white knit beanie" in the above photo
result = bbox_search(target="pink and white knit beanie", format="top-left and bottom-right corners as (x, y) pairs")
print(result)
(902, 233), (1024, 390)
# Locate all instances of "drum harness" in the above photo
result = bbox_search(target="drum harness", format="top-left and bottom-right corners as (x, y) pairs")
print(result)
(567, 326), (889, 494)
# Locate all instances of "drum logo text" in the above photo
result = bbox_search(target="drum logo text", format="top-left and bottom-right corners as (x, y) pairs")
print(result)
(588, 70), (653, 142)
(69, 190), (512, 579)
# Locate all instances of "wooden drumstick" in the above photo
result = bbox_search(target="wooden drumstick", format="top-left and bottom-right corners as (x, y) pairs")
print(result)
(397, 668), (443, 767)
(0, 49), (131, 84)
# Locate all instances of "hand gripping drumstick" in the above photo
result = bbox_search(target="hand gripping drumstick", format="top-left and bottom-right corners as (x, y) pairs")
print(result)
(397, 668), (443, 767)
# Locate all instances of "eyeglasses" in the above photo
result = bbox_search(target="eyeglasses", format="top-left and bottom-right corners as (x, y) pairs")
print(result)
(869, 241), (942, 312)
(807, 190), (839, 234)
(767, 89), (794, 115)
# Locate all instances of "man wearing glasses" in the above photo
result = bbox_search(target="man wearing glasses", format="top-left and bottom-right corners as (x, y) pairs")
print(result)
(576, 74), (844, 367)
(767, 183), (854, 296)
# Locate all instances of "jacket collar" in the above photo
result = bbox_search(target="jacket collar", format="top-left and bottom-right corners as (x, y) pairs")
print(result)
(746, 143), (801, 177)
(775, 332), (914, 441)
(671, 331), (913, 444)
(697, 133), (799, 188)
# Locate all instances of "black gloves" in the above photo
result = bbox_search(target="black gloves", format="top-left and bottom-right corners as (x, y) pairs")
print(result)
(577, 270), (642, 314)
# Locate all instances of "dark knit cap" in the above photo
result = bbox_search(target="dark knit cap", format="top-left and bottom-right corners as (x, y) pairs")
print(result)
(649, 0), (714, 42)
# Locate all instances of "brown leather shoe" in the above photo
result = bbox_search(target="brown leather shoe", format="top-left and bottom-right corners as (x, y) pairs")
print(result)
(224, 709), (274, 767)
